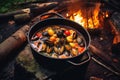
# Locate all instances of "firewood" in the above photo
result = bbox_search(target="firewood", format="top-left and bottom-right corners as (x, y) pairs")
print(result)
(14, 0), (48, 6)
(108, 19), (120, 44)
(0, 2), (58, 22)
(89, 44), (120, 72)
(0, 25), (30, 65)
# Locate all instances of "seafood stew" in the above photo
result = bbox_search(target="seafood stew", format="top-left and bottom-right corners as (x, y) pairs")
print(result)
(30, 25), (86, 59)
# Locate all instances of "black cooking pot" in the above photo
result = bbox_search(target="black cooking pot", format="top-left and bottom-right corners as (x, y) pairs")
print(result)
(27, 12), (91, 70)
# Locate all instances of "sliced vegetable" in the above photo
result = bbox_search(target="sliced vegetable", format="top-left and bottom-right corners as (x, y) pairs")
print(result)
(69, 42), (76, 48)
(48, 29), (54, 36)
(65, 44), (71, 51)
(78, 47), (85, 53)
(50, 36), (56, 42)
(71, 48), (78, 56)
(36, 32), (42, 37)
(66, 36), (73, 42)
(64, 30), (70, 36)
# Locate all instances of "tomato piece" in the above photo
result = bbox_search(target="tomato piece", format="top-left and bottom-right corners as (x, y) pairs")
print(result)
(36, 32), (42, 37)
(75, 43), (79, 48)
(64, 30), (70, 36)
(78, 47), (85, 53)
(50, 36), (56, 42)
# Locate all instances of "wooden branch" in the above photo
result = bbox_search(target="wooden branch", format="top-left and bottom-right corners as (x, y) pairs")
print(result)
(0, 2), (58, 22)
(89, 44), (120, 72)
(0, 25), (30, 66)
(14, 0), (48, 6)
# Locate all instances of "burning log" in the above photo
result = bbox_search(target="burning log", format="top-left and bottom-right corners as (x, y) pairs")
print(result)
(0, 25), (29, 69)
(109, 19), (120, 57)
(109, 20), (120, 44)
(0, 2), (58, 23)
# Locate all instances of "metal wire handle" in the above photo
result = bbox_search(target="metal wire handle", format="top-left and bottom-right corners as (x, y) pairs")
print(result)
(67, 52), (91, 66)
(39, 12), (65, 21)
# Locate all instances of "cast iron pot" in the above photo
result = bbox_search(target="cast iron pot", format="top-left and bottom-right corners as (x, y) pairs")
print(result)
(27, 12), (91, 70)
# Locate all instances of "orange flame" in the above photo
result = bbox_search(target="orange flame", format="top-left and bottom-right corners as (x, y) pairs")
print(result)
(66, 3), (102, 29)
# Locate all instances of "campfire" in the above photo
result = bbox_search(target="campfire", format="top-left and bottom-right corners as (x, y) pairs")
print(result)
(65, 2), (109, 29)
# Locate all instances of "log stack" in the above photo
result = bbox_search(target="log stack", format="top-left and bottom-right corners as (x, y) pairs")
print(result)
(0, 2), (58, 23)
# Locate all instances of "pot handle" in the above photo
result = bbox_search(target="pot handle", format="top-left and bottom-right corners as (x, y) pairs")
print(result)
(39, 12), (65, 21)
(67, 52), (91, 66)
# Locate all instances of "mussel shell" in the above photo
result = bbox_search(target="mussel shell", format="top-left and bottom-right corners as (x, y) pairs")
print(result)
(41, 43), (47, 51)
(46, 46), (53, 53)
(56, 30), (64, 37)
(42, 31), (49, 36)
(54, 46), (64, 55)
(60, 37), (66, 45)
(45, 40), (54, 46)
(41, 37), (49, 41)
(54, 46), (59, 54)
(59, 46), (64, 54)
(72, 31), (77, 39)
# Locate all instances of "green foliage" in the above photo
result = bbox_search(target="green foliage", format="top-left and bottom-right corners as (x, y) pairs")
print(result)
(0, 0), (37, 13)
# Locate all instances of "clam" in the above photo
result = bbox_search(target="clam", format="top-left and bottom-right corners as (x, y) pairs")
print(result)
(80, 42), (85, 47)
(64, 51), (70, 56)
(77, 37), (83, 44)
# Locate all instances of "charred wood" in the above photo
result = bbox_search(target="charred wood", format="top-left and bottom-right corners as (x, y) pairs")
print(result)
(109, 19), (120, 44)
